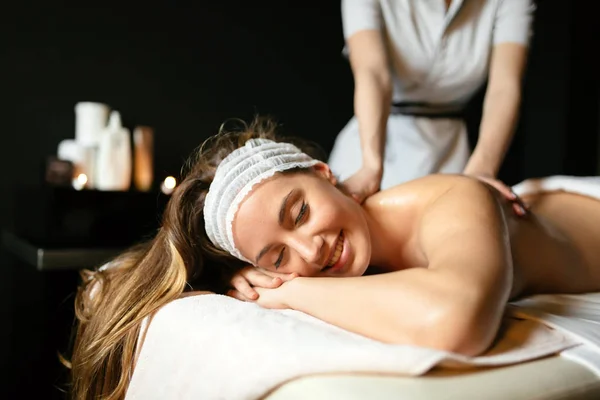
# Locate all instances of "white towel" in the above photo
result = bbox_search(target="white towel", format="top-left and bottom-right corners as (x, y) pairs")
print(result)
(510, 293), (600, 375)
(125, 175), (600, 400)
(512, 175), (600, 199)
(125, 294), (579, 400)
(511, 175), (600, 376)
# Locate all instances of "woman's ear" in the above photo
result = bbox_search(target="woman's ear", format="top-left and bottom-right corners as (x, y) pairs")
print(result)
(312, 162), (337, 185)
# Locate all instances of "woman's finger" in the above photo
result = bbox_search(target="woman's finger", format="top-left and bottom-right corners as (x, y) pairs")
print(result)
(230, 274), (259, 300)
(267, 272), (299, 282)
(227, 289), (252, 302)
(240, 268), (283, 288)
(253, 268), (299, 282)
(282, 272), (300, 281)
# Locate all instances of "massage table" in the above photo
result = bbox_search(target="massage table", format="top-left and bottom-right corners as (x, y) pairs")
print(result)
(125, 176), (600, 400)
(125, 293), (600, 400)
(264, 356), (600, 400)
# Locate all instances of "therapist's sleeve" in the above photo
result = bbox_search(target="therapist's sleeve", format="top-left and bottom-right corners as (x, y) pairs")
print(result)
(342, 0), (382, 40)
(493, 0), (536, 46)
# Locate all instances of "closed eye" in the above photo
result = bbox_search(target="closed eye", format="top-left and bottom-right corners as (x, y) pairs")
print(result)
(295, 202), (308, 225)
(274, 248), (285, 269)
(273, 201), (306, 269)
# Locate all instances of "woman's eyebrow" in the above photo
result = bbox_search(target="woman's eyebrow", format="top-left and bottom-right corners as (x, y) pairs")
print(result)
(255, 189), (298, 264)
(255, 244), (272, 265)
(278, 189), (297, 225)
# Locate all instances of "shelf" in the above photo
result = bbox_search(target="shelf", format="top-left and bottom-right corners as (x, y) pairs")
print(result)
(2, 230), (124, 271)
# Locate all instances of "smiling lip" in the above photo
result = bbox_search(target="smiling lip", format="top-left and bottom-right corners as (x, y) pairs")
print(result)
(322, 231), (346, 273)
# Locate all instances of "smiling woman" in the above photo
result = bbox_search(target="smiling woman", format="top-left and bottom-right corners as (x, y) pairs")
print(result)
(233, 166), (371, 278)
(66, 116), (600, 400)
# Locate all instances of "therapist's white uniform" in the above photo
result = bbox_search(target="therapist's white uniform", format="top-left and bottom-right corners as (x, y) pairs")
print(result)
(329, 0), (535, 189)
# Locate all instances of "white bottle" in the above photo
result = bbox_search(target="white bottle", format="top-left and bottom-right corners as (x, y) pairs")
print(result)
(95, 111), (132, 191)
(74, 102), (110, 147)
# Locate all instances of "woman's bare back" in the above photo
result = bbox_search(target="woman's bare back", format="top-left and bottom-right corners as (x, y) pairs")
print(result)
(508, 190), (600, 298)
(367, 174), (600, 299)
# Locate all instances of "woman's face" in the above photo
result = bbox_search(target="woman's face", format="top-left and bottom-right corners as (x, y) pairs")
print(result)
(232, 164), (371, 277)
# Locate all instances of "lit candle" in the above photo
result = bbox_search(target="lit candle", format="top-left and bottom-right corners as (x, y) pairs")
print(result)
(73, 173), (88, 191)
(160, 176), (177, 195)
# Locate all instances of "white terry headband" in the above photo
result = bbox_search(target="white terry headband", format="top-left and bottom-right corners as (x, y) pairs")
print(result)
(203, 138), (319, 263)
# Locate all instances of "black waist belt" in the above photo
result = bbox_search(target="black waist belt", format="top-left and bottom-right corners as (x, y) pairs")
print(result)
(391, 102), (464, 119)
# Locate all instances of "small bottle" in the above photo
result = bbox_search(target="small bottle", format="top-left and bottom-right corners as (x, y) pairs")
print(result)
(57, 139), (96, 189)
(74, 102), (109, 147)
(133, 126), (154, 192)
(95, 111), (132, 191)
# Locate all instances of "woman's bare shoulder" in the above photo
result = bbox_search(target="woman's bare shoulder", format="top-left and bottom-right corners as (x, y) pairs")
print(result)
(368, 174), (485, 205)
(363, 174), (496, 236)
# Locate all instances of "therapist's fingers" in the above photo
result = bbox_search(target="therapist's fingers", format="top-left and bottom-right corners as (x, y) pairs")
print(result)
(470, 174), (529, 217)
(489, 179), (516, 201)
(339, 168), (382, 204)
(470, 174), (514, 200)
(512, 201), (527, 217)
(351, 192), (366, 204)
(511, 191), (530, 216)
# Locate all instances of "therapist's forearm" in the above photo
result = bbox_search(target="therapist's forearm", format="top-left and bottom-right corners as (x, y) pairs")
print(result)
(353, 68), (392, 171)
(464, 85), (521, 177)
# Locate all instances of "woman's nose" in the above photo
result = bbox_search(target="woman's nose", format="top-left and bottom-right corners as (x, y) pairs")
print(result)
(289, 234), (323, 265)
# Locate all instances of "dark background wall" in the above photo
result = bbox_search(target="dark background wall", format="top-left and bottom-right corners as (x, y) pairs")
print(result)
(1, 1), (598, 398)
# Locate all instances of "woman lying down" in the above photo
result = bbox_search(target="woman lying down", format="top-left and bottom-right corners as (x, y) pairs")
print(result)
(67, 118), (600, 399)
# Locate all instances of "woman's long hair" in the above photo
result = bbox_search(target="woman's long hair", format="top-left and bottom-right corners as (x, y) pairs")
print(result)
(64, 117), (324, 399)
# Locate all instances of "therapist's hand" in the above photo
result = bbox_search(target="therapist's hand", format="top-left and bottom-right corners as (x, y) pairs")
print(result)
(468, 174), (529, 217)
(339, 165), (383, 204)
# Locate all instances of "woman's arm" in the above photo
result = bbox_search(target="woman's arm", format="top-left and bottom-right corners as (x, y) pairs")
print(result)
(464, 43), (528, 177)
(278, 178), (513, 356)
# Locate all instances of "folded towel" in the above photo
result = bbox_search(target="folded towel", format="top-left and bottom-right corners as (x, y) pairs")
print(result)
(512, 175), (600, 199)
(511, 175), (600, 376)
(125, 175), (600, 400)
(511, 293), (600, 376)
(125, 294), (578, 400)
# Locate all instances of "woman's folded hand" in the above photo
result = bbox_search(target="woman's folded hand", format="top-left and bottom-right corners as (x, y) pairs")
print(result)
(227, 266), (298, 302)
